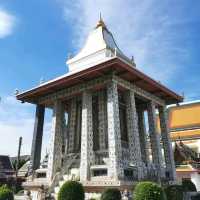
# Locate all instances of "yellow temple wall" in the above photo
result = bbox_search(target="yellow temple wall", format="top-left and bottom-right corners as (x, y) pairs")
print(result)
(169, 103), (200, 129)
(156, 102), (200, 142)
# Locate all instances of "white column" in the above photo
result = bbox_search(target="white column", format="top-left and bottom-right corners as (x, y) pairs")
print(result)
(125, 90), (144, 179)
(107, 81), (124, 180)
(47, 100), (64, 181)
(80, 91), (94, 181)
(67, 98), (76, 153)
(159, 106), (176, 181)
(147, 101), (163, 180)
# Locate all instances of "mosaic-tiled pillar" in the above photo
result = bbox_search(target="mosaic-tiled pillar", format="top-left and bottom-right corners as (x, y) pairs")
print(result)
(107, 81), (124, 180)
(98, 90), (107, 150)
(137, 108), (150, 166)
(67, 98), (76, 153)
(147, 101), (163, 180)
(159, 106), (176, 181)
(31, 105), (45, 171)
(47, 100), (64, 181)
(80, 91), (94, 181)
(125, 90), (144, 179)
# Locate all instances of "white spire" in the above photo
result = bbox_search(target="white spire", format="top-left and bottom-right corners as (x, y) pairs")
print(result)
(66, 17), (135, 72)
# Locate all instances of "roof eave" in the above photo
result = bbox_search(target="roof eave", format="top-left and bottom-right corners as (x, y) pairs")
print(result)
(16, 57), (183, 104)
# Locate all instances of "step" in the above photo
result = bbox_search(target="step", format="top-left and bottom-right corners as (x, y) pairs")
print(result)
(54, 186), (60, 194)
(51, 193), (57, 200)
(63, 174), (72, 181)
(85, 192), (101, 200)
(59, 180), (65, 187)
(63, 174), (69, 180)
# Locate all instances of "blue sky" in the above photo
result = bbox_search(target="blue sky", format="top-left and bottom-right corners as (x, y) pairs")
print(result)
(0, 0), (200, 157)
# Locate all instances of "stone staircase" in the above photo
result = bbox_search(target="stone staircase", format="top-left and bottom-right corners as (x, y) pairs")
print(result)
(50, 152), (110, 199)
(52, 171), (80, 198)
(50, 154), (80, 199)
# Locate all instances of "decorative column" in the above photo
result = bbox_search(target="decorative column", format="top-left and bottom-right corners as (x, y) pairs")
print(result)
(147, 101), (163, 180)
(80, 91), (94, 181)
(67, 98), (77, 153)
(47, 100), (64, 181)
(98, 90), (107, 150)
(31, 104), (45, 171)
(125, 90), (144, 179)
(159, 106), (176, 181)
(137, 108), (150, 166)
(107, 81), (124, 180)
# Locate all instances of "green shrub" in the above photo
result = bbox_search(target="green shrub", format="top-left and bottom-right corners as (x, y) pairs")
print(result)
(182, 179), (197, 192)
(57, 181), (84, 200)
(134, 181), (166, 200)
(0, 185), (14, 200)
(164, 185), (183, 200)
(101, 188), (121, 200)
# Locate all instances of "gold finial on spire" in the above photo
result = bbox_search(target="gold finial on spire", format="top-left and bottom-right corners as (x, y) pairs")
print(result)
(95, 12), (106, 29)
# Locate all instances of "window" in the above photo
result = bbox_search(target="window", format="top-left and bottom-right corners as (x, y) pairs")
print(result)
(93, 169), (107, 176)
(124, 169), (133, 177)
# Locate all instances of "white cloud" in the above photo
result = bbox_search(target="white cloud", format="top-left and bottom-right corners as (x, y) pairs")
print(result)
(0, 96), (51, 158)
(61, 0), (196, 87)
(0, 8), (16, 38)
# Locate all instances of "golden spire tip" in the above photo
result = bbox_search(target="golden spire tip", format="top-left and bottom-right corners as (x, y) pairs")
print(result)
(96, 13), (106, 29)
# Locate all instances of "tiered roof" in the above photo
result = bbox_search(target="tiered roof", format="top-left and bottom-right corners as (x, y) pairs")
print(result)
(17, 18), (183, 105)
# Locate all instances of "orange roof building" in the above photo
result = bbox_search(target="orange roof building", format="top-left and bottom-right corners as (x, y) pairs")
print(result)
(168, 101), (200, 142)
(167, 101), (200, 191)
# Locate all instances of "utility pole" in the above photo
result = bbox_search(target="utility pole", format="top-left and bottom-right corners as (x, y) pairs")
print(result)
(16, 136), (22, 178)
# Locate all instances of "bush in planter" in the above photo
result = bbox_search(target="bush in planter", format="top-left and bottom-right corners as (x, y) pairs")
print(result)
(134, 181), (166, 200)
(182, 179), (197, 192)
(57, 181), (84, 200)
(164, 185), (183, 200)
(0, 185), (14, 200)
(101, 188), (121, 200)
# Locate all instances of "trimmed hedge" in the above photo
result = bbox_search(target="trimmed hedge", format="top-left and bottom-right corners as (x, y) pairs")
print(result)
(0, 185), (14, 200)
(134, 181), (166, 200)
(164, 185), (183, 200)
(182, 179), (197, 192)
(57, 181), (84, 200)
(101, 188), (121, 200)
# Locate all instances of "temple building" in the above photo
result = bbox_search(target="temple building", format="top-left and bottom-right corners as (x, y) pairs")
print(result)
(16, 18), (183, 199)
